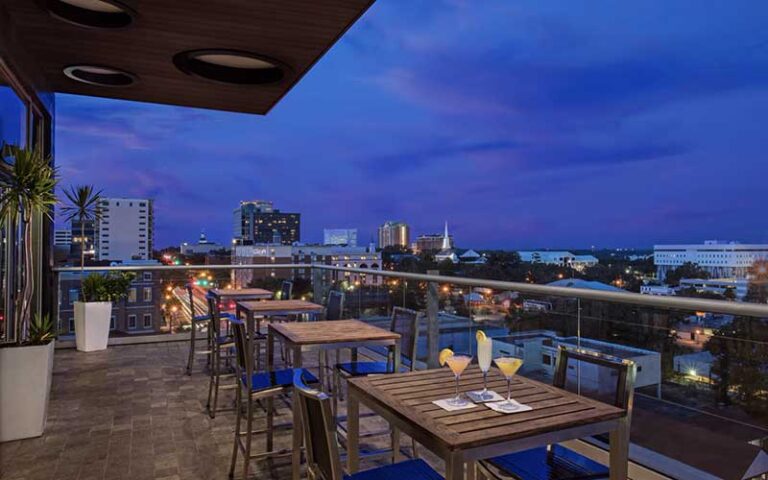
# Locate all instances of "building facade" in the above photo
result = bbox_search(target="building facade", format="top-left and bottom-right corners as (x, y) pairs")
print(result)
(69, 219), (96, 263)
(654, 240), (768, 280)
(378, 221), (409, 249)
(518, 250), (575, 266)
(233, 200), (300, 245)
(323, 228), (358, 246)
(180, 231), (223, 255)
(54, 229), (71, 247)
(232, 244), (382, 288)
(414, 233), (453, 253)
(96, 198), (153, 261)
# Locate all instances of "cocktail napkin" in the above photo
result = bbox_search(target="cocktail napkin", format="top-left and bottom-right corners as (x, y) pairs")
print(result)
(485, 399), (533, 414)
(466, 390), (505, 403)
(432, 398), (478, 411)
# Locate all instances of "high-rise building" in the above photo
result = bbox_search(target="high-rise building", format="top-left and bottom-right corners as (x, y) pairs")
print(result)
(69, 219), (96, 262)
(54, 229), (71, 247)
(378, 221), (410, 249)
(233, 200), (300, 245)
(96, 198), (153, 261)
(323, 228), (358, 246)
(415, 233), (454, 253)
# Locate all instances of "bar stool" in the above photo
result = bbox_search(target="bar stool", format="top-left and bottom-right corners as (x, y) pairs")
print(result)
(205, 294), (237, 418)
(227, 316), (317, 479)
(476, 346), (637, 480)
(185, 284), (212, 375)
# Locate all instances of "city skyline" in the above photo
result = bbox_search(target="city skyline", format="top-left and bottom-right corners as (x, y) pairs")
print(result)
(55, 1), (768, 248)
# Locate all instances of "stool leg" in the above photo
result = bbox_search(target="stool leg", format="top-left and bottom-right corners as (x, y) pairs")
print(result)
(211, 348), (221, 419)
(229, 385), (242, 478)
(206, 344), (216, 414)
(186, 321), (197, 375)
(243, 394), (253, 480)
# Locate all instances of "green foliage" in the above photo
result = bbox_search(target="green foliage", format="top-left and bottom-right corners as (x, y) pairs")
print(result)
(0, 144), (58, 223)
(81, 272), (136, 303)
(664, 262), (710, 286)
(61, 185), (102, 270)
(28, 314), (56, 345)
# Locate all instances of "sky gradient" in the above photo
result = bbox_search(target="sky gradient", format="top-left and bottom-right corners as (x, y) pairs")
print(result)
(55, 0), (768, 250)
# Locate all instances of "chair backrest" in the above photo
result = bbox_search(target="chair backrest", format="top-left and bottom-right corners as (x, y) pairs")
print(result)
(326, 290), (345, 321)
(280, 280), (293, 300)
(185, 284), (196, 317)
(293, 371), (344, 480)
(390, 307), (421, 371)
(205, 294), (222, 336)
(227, 316), (250, 381)
(552, 346), (637, 411)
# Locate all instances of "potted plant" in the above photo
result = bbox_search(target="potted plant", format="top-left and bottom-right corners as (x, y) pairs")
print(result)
(0, 144), (58, 442)
(74, 272), (134, 352)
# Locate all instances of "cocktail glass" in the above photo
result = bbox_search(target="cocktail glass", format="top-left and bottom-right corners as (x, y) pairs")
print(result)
(446, 353), (472, 407)
(494, 356), (524, 412)
(477, 337), (493, 400)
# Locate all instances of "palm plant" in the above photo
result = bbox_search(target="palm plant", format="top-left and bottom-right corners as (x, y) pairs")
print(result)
(0, 144), (58, 343)
(61, 185), (102, 272)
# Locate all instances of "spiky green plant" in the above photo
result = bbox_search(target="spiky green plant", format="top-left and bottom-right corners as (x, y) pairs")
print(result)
(28, 314), (56, 345)
(0, 144), (58, 343)
(61, 185), (102, 272)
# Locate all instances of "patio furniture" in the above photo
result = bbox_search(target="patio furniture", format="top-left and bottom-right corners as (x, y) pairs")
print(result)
(346, 365), (631, 480)
(293, 370), (443, 480)
(477, 346), (637, 480)
(185, 284), (212, 375)
(205, 294), (237, 419)
(333, 307), (422, 458)
(227, 316), (317, 480)
(267, 319), (402, 480)
(321, 290), (345, 390)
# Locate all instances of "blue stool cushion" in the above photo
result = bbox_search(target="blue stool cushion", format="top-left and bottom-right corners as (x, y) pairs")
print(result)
(487, 445), (608, 480)
(345, 459), (443, 480)
(243, 368), (318, 392)
(192, 314), (210, 324)
(336, 361), (391, 376)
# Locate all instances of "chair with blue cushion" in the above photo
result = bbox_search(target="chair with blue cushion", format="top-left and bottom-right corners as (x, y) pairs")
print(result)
(185, 284), (211, 375)
(205, 294), (238, 418)
(227, 316), (317, 479)
(293, 370), (443, 480)
(477, 346), (637, 480)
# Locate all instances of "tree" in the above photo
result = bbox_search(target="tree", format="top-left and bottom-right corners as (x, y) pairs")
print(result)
(61, 185), (102, 271)
(664, 262), (710, 286)
(0, 144), (58, 341)
(746, 260), (768, 304)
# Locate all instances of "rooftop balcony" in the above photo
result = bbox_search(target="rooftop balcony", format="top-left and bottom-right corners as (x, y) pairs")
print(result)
(3, 264), (766, 480)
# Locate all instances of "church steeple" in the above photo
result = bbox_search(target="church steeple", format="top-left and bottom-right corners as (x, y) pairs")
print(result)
(442, 221), (451, 250)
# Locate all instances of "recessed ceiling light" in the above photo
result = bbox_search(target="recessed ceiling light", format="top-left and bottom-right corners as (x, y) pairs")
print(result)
(45, 0), (135, 28)
(63, 65), (137, 87)
(173, 49), (289, 85)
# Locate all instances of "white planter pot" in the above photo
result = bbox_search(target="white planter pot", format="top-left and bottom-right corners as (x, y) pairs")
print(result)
(74, 301), (112, 352)
(0, 340), (54, 442)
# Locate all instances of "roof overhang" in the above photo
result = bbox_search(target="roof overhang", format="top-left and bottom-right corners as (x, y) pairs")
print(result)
(1, 0), (374, 114)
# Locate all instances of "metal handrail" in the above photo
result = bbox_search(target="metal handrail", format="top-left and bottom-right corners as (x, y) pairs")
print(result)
(52, 263), (768, 318)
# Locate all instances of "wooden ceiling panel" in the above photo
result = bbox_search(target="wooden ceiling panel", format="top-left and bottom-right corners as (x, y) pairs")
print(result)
(2, 0), (374, 114)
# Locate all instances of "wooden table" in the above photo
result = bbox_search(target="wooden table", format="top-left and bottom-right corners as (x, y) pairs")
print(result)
(346, 366), (630, 480)
(236, 299), (325, 335)
(208, 287), (273, 303)
(267, 319), (402, 480)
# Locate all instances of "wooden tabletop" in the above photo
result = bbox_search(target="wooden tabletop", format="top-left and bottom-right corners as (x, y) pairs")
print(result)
(209, 288), (273, 299)
(269, 319), (400, 346)
(236, 299), (324, 316)
(347, 366), (625, 451)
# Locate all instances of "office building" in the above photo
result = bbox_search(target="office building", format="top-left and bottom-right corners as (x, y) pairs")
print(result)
(654, 240), (768, 280)
(233, 200), (300, 245)
(415, 233), (453, 253)
(96, 198), (153, 261)
(518, 250), (575, 266)
(54, 229), (71, 247)
(232, 244), (382, 288)
(69, 219), (96, 263)
(323, 228), (358, 246)
(378, 221), (409, 249)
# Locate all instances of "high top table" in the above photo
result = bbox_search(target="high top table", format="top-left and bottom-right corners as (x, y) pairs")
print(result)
(208, 287), (273, 305)
(346, 366), (630, 480)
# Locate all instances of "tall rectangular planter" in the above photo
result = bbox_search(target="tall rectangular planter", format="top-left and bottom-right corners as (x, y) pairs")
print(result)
(74, 301), (112, 352)
(0, 341), (55, 442)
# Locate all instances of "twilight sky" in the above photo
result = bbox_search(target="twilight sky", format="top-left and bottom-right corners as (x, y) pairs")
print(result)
(55, 0), (768, 250)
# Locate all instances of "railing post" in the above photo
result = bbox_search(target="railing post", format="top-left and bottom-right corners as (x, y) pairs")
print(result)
(312, 266), (324, 304)
(426, 270), (440, 369)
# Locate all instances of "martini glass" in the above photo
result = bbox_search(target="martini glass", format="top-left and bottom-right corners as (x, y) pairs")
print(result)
(445, 353), (472, 407)
(494, 356), (524, 412)
(477, 337), (493, 400)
